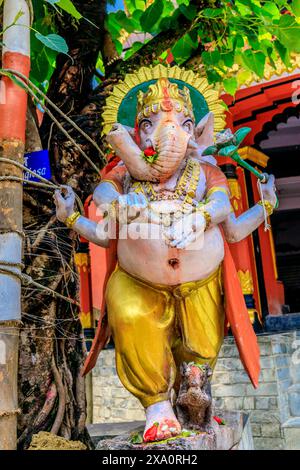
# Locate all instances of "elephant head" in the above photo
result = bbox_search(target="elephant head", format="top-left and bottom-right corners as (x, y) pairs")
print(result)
(106, 78), (215, 182)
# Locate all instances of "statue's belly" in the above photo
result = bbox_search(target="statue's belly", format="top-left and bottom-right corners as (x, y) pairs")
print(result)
(117, 225), (224, 286)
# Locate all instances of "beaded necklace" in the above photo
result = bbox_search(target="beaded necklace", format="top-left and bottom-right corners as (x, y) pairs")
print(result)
(131, 159), (201, 214)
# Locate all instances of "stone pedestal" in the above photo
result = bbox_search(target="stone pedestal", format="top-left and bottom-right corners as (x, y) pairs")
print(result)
(282, 418), (300, 450)
(92, 331), (300, 449)
(95, 410), (254, 451)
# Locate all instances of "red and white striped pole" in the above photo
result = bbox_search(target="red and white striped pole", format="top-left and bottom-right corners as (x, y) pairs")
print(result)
(0, 0), (30, 449)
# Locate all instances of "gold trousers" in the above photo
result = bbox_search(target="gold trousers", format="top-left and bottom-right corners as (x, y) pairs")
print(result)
(106, 266), (224, 408)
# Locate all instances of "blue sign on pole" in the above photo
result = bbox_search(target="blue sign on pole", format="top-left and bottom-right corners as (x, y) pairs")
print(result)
(24, 150), (52, 183)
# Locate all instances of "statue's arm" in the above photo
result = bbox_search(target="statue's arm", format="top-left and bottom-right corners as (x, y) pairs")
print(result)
(54, 186), (111, 248)
(200, 164), (232, 225)
(93, 181), (120, 207)
(69, 215), (111, 248)
(222, 175), (277, 243)
(202, 189), (232, 225)
(222, 206), (267, 243)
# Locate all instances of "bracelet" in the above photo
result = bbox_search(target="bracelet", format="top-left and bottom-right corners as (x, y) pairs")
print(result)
(196, 207), (211, 230)
(65, 211), (81, 228)
(257, 200), (274, 216)
(108, 200), (118, 219)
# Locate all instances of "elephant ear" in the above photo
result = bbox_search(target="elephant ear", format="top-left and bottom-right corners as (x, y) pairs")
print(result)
(195, 112), (214, 148)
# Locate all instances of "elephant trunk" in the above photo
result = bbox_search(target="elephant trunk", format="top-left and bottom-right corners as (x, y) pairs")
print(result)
(106, 122), (191, 183)
(151, 123), (191, 182)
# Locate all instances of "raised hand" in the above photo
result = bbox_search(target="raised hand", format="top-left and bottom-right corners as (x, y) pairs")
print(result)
(54, 185), (76, 223)
(116, 192), (149, 224)
(259, 174), (277, 207)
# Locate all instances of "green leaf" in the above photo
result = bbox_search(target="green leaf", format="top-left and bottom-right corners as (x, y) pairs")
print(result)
(232, 34), (244, 50)
(124, 41), (144, 60)
(202, 145), (218, 156)
(237, 0), (262, 16)
(179, 4), (197, 20)
(202, 50), (221, 66)
(223, 77), (238, 96)
(247, 34), (260, 51)
(35, 32), (69, 54)
(56, 0), (82, 19)
(206, 68), (222, 84)
(140, 0), (164, 32)
(218, 145), (237, 157)
(235, 127), (251, 145)
(2, 9), (25, 35)
(30, 47), (56, 89)
(276, 15), (300, 52)
(274, 39), (291, 67)
(107, 11), (139, 36)
(171, 33), (198, 64)
(291, 0), (300, 17)
(114, 39), (123, 56)
(125, 0), (146, 15)
(130, 432), (143, 444)
(242, 50), (266, 78)
(96, 53), (105, 75)
(235, 1), (253, 15)
(202, 8), (223, 19)
(260, 2), (280, 19)
(221, 52), (235, 68)
(259, 39), (277, 68)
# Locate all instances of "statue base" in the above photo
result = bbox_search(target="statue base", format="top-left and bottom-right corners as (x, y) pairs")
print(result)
(96, 410), (254, 451)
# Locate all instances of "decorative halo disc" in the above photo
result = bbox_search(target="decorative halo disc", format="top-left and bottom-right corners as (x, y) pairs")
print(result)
(102, 64), (226, 135)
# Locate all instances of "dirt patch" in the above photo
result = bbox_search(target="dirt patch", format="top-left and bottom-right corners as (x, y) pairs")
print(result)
(28, 431), (87, 450)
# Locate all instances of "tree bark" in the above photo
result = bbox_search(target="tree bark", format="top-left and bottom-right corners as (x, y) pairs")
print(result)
(0, 0), (30, 449)
(18, 0), (106, 449)
(18, 0), (211, 449)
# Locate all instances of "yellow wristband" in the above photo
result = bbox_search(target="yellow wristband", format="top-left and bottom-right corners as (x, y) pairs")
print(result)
(257, 200), (274, 216)
(65, 211), (81, 228)
(196, 207), (211, 230)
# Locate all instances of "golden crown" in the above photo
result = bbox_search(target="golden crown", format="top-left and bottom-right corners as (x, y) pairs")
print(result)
(137, 77), (194, 122)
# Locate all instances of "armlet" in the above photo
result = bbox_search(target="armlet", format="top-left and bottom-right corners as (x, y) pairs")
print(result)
(206, 186), (230, 198)
(100, 179), (121, 193)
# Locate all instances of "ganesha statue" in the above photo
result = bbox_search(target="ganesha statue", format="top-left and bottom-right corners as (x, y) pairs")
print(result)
(54, 66), (277, 442)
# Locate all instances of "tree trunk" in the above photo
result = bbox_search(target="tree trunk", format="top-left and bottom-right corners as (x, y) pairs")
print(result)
(18, 0), (106, 449)
(0, 0), (30, 449)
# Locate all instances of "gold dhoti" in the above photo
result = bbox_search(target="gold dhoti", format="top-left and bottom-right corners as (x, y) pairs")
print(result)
(106, 266), (224, 408)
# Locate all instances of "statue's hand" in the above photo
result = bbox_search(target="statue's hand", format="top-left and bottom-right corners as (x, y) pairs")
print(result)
(54, 186), (76, 223)
(117, 193), (148, 224)
(163, 212), (206, 249)
(259, 174), (277, 207)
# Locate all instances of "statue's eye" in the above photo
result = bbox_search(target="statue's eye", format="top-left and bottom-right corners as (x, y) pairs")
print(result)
(139, 119), (152, 131)
(182, 119), (194, 133)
